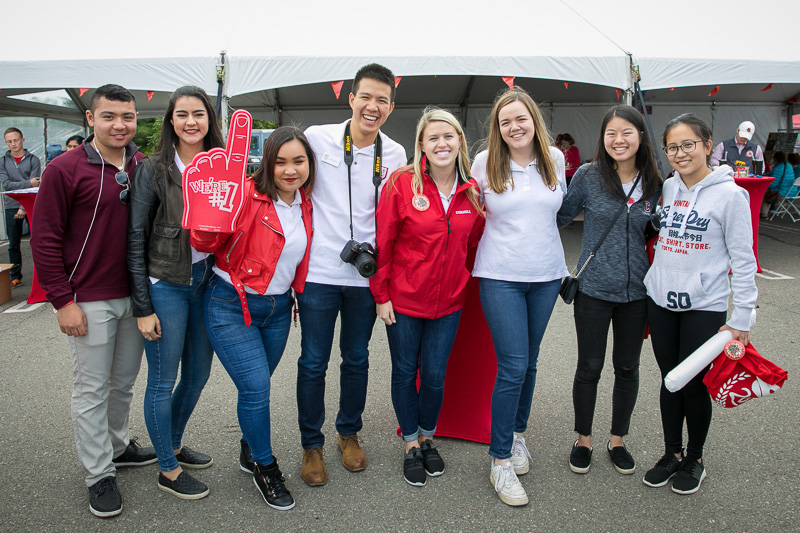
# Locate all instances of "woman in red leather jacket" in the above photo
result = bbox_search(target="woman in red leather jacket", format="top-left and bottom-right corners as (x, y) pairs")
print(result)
(370, 108), (484, 487)
(191, 127), (315, 511)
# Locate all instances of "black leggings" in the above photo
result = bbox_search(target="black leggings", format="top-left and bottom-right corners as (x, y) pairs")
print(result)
(647, 298), (726, 459)
(573, 292), (647, 437)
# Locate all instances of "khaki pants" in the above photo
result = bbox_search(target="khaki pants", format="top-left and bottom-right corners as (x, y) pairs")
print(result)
(68, 297), (144, 486)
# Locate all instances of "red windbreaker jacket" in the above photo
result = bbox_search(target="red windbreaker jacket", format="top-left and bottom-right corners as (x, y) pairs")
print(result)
(191, 179), (312, 326)
(370, 160), (484, 319)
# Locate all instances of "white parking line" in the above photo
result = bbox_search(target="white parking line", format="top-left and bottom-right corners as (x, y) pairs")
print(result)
(3, 301), (46, 313)
(756, 268), (795, 280)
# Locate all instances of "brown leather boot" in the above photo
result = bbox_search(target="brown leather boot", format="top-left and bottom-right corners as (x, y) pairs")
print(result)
(337, 433), (367, 472)
(301, 447), (327, 486)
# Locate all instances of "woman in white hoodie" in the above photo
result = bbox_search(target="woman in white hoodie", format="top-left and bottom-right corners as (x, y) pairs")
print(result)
(643, 114), (757, 495)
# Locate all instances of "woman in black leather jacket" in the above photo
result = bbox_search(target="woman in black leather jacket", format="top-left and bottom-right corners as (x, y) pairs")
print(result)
(127, 86), (224, 500)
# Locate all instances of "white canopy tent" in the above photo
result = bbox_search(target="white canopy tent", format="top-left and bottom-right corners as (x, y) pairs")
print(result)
(1, 0), (798, 162)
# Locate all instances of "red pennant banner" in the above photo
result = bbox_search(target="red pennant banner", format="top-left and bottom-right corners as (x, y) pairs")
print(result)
(563, 81), (569, 89)
(331, 80), (344, 100)
(760, 83), (774, 92)
(668, 88), (675, 91)
(79, 88), (90, 97)
(147, 91), (155, 102)
(615, 88), (621, 100)
(502, 76), (515, 89)
(394, 76), (402, 88)
(708, 85), (720, 97)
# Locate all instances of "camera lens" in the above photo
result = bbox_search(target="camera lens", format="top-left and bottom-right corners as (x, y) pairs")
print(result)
(354, 252), (377, 278)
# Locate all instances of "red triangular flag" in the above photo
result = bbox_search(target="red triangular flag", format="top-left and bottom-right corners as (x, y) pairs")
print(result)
(394, 76), (402, 88)
(502, 76), (515, 88)
(615, 88), (621, 100)
(563, 81), (569, 89)
(788, 96), (799, 104)
(331, 81), (344, 99)
(708, 85), (720, 97)
(760, 83), (774, 92)
(79, 88), (90, 97)
(668, 88), (675, 91)
(147, 91), (155, 102)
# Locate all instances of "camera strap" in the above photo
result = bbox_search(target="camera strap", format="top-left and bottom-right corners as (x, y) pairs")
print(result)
(343, 122), (383, 241)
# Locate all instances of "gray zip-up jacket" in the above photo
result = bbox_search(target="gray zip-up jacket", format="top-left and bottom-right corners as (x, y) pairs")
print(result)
(0, 150), (41, 209)
(557, 163), (662, 303)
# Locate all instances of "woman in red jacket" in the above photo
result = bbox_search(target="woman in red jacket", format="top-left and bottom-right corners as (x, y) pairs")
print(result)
(191, 127), (315, 511)
(371, 108), (484, 487)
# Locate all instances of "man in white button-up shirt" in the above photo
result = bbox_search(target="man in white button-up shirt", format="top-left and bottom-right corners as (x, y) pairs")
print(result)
(296, 64), (407, 486)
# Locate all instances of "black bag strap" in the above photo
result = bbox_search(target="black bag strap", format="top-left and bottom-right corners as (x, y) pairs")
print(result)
(573, 173), (641, 278)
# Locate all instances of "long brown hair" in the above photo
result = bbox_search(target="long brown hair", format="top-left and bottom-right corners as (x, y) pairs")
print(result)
(484, 87), (558, 193)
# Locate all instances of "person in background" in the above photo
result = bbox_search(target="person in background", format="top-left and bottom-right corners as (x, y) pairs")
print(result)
(471, 87), (567, 507)
(1, 127), (41, 288)
(788, 152), (800, 179)
(709, 120), (764, 173)
(31, 84), (157, 519)
(127, 86), (224, 500)
(192, 126), (315, 511)
(66, 135), (85, 151)
(371, 108), (484, 487)
(557, 105), (662, 477)
(644, 113), (757, 496)
(760, 151), (797, 218)
(558, 133), (581, 185)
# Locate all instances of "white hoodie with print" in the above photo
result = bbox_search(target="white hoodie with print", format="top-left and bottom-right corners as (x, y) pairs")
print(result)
(644, 165), (757, 331)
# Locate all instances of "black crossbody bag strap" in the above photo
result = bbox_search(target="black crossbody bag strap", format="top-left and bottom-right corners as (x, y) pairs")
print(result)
(572, 173), (641, 278)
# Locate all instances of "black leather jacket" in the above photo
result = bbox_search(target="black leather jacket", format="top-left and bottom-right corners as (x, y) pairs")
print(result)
(127, 152), (202, 317)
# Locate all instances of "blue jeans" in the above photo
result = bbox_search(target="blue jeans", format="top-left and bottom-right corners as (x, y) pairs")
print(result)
(479, 278), (560, 459)
(387, 310), (462, 442)
(143, 259), (214, 472)
(204, 275), (293, 465)
(296, 282), (375, 449)
(5, 208), (25, 281)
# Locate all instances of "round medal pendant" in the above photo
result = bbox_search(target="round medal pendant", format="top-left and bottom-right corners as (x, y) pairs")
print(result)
(412, 194), (430, 211)
(724, 340), (745, 360)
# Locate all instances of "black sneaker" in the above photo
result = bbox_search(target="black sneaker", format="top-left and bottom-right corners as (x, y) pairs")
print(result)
(158, 471), (210, 500)
(420, 440), (445, 477)
(643, 452), (682, 487)
(113, 437), (158, 468)
(176, 446), (213, 469)
(88, 476), (122, 518)
(403, 447), (426, 486)
(671, 458), (706, 495)
(240, 439), (255, 474)
(569, 440), (592, 474)
(253, 458), (295, 510)
(607, 442), (635, 474)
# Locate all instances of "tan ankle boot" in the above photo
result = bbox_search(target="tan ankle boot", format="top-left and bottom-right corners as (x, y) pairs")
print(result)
(337, 433), (366, 472)
(301, 447), (327, 486)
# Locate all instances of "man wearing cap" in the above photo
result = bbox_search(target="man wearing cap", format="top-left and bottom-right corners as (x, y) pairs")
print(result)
(710, 120), (764, 173)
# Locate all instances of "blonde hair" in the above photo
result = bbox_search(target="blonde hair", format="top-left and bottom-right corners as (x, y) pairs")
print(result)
(485, 87), (558, 193)
(394, 107), (481, 213)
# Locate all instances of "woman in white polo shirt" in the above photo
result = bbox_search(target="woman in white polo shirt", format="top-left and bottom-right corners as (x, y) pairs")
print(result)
(471, 87), (567, 507)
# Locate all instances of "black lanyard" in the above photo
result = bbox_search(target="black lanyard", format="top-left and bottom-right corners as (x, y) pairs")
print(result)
(344, 122), (382, 240)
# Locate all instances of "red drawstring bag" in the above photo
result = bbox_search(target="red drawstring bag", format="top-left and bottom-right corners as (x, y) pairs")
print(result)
(703, 343), (788, 408)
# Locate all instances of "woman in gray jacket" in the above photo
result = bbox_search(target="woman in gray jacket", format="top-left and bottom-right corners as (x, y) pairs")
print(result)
(557, 105), (662, 477)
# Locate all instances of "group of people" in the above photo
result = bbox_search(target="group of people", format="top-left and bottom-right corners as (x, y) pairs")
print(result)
(26, 62), (758, 518)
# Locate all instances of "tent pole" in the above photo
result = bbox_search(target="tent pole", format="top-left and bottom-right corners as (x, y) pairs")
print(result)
(631, 57), (665, 177)
(216, 51), (228, 139)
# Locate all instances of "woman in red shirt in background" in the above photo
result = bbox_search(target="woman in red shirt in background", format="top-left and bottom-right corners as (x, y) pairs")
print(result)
(371, 108), (484, 487)
(559, 133), (581, 185)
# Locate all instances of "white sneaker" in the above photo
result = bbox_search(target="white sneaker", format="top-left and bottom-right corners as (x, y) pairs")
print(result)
(510, 434), (531, 475)
(490, 460), (528, 507)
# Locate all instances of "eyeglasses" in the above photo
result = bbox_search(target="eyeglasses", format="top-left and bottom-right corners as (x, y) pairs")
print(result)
(115, 171), (130, 204)
(663, 140), (703, 156)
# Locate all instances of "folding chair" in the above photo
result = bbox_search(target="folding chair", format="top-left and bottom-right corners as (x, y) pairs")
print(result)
(770, 177), (800, 222)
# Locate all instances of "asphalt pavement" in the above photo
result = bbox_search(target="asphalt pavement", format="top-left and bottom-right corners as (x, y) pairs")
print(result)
(1, 218), (798, 532)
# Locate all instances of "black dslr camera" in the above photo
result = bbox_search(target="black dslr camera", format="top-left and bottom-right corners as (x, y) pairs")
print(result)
(340, 240), (378, 278)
